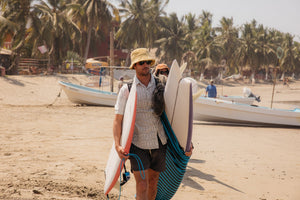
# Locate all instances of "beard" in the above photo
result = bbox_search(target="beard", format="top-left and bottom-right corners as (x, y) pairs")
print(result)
(137, 67), (150, 77)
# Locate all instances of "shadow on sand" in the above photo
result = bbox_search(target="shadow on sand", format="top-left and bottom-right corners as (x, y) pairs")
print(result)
(181, 159), (244, 193)
(2, 76), (25, 86)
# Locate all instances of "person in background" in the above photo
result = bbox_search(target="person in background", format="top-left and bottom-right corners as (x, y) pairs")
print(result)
(153, 63), (169, 85)
(206, 80), (217, 98)
(113, 48), (167, 200)
(117, 76), (124, 94)
(154, 63), (169, 77)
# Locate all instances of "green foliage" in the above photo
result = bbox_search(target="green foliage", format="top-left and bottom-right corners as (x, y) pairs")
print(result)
(0, 0), (299, 76)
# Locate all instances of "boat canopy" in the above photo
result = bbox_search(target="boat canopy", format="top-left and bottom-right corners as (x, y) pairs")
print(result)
(85, 58), (109, 70)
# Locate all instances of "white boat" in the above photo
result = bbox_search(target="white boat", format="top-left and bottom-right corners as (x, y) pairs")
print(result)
(59, 81), (117, 106)
(216, 87), (260, 105)
(193, 97), (300, 127)
(186, 77), (259, 105)
(207, 95), (256, 105)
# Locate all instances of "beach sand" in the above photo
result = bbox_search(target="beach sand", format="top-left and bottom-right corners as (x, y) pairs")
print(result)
(0, 74), (299, 200)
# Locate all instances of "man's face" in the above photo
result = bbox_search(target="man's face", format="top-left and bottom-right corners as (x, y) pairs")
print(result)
(134, 60), (152, 77)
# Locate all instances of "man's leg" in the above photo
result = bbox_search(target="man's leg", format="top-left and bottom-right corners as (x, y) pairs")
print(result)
(147, 168), (160, 200)
(133, 169), (149, 200)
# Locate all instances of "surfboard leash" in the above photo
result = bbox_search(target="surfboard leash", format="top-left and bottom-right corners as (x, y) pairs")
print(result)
(106, 154), (145, 200)
(128, 153), (145, 179)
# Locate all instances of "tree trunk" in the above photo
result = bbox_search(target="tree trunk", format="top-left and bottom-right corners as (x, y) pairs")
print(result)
(199, 72), (204, 81)
(251, 72), (255, 85)
(265, 70), (269, 81)
(83, 26), (92, 65)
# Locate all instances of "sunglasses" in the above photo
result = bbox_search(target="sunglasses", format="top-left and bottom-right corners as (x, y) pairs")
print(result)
(159, 70), (169, 75)
(138, 60), (152, 65)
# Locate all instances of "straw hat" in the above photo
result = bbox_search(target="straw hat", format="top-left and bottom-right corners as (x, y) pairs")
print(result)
(129, 48), (155, 69)
(156, 64), (169, 70)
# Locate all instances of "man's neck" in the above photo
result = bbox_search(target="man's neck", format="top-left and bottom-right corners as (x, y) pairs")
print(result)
(137, 74), (151, 87)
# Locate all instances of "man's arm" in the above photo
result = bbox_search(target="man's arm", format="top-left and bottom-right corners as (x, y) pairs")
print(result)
(113, 114), (129, 159)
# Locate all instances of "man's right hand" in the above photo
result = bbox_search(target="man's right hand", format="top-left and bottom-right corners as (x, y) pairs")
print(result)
(115, 145), (129, 159)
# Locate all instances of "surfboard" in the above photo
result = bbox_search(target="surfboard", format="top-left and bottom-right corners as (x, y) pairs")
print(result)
(173, 78), (193, 151)
(156, 60), (193, 200)
(104, 83), (137, 195)
(164, 60), (193, 151)
(164, 60), (181, 125)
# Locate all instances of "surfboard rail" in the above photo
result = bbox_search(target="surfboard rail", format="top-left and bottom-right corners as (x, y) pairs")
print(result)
(104, 84), (137, 195)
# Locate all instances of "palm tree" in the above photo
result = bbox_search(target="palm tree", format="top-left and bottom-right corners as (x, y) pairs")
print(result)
(116, 0), (151, 49)
(234, 20), (260, 81)
(147, 0), (169, 48)
(262, 29), (283, 80)
(293, 41), (300, 75)
(183, 13), (199, 51)
(215, 17), (239, 73)
(199, 10), (212, 26)
(70, 0), (116, 64)
(116, 0), (167, 49)
(29, 0), (81, 71)
(192, 11), (222, 79)
(254, 25), (277, 80)
(280, 33), (298, 78)
(155, 13), (188, 64)
(0, 0), (32, 74)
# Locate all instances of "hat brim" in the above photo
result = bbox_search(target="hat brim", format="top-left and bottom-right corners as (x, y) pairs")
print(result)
(129, 59), (155, 69)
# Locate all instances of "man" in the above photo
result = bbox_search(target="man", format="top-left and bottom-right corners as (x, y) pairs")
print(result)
(206, 79), (217, 98)
(153, 63), (169, 85)
(113, 48), (167, 200)
(153, 63), (169, 77)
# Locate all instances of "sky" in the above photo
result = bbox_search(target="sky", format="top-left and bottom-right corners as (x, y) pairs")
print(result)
(164, 0), (300, 41)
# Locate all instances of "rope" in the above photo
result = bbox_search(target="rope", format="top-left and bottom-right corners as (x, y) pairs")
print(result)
(47, 88), (62, 106)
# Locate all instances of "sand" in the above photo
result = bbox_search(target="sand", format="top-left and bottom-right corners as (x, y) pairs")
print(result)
(0, 74), (299, 200)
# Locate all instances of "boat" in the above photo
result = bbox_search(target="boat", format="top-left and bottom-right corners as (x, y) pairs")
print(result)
(59, 81), (117, 106)
(186, 77), (260, 105)
(193, 97), (300, 127)
(216, 87), (260, 105)
(203, 95), (256, 105)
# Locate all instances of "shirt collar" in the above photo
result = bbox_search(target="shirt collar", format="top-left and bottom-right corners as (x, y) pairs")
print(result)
(133, 74), (155, 88)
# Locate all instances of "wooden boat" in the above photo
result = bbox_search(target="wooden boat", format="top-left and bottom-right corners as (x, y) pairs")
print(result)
(193, 97), (300, 127)
(59, 81), (117, 106)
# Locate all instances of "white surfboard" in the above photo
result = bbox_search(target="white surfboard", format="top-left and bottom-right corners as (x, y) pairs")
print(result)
(164, 60), (193, 152)
(104, 84), (137, 195)
(172, 78), (193, 151)
(164, 60), (182, 124)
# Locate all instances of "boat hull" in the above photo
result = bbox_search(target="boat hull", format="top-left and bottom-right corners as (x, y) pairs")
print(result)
(59, 81), (117, 106)
(218, 96), (255, 105)
(194, 97), (300, 127)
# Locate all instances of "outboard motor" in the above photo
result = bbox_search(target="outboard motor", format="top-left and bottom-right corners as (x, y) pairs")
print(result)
(243, 87), (261, 102)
